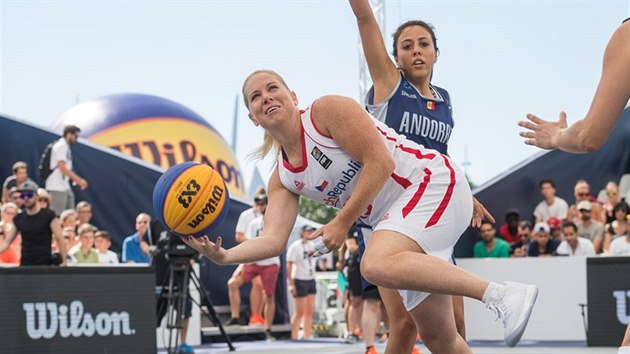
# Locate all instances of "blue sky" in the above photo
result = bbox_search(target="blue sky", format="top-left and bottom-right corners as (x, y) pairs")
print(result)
(2, 0), (629, 189)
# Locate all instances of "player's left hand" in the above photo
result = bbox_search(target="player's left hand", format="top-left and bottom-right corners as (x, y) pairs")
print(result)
(306, 221), (347, 257)
(518, 111), (568, 149)
(471, 197), (494, 228)
(180, 235), (227, 264)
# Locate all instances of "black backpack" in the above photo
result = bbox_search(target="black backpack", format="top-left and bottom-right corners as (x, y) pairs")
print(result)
(38, 142), (57, 182)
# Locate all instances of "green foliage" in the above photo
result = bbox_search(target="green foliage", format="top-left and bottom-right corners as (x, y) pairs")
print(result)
(298, 196), (337, 224)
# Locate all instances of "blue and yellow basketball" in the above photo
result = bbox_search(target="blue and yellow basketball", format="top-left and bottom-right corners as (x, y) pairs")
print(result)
(153, 162), (230, 237)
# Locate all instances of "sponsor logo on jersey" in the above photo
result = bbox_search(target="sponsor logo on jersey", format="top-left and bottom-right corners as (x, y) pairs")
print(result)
(323, 160), (362, 207)
(401, 90), (418, 99)
(311, 147), (332, 169)
(294, 181), (305, 191)
(427, 101), (435, 110)
(315, 179), (329, 192)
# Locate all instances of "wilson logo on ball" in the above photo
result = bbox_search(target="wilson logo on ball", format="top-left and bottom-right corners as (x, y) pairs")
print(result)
(153, 162), (230, 237)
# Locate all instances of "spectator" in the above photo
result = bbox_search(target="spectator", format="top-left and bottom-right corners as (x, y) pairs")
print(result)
(94, 230), (119, 264)
(37, 188), (51, 210)
(499, 208), (521, 244)
(601, 181), (621, 224)
(0, 202), (21, 264)
(122, 213), (151, 263)
(68, 223), (99, 264)
(7, 187), (24, 210)
(59, 209), (79, 249)
(0, 181), (66, 266)
(75, 201), (94, 229)
(533, 179), (569, 224)
(576, 200), (605, 253)
(510, 221), (532, 257)
(336, 231), (363, 343)
(608, 215), (630, 256)
(2, 161), (35, 204)
(45, 125), (89, 215)
(54, 226), (77, 263)
(527, 222), (560, 257)
(568, 179), (604, 224)
(232, 187), (267, 326)
(286, 224), (318, 340)
(603, 201), (630, 253)
(547, 217), (563, 241)
(474, 221), (510, 258)
(225, 214), (279, 342)
(556, 222), (595, 256)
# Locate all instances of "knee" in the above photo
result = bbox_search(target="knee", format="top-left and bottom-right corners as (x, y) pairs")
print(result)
(360, 258), (387, 287)
(390, 315), (416, 338)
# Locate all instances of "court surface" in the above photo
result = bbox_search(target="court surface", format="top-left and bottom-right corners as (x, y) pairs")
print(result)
(158, 338), (618, 353)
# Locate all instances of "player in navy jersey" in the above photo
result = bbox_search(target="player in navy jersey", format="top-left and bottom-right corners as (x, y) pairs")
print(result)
(350, 1), (493, 352)
(519, 18), (630, 354)
(183, 69), (538, 352)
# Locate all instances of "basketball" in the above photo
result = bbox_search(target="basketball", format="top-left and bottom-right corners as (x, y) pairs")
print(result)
(153, 161), (230, 237)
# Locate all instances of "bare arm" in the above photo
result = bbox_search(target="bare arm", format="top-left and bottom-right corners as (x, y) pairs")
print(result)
(51, 217), (66, 265)
(0, 223), (17, 254)
(520, 21), (630, 153)
(58, 161), (88, 190)
(182, 169), (300, 265)
(349, 0), (399, 102)
(235, 232), (247, 244)
(308, 96), (395, 252)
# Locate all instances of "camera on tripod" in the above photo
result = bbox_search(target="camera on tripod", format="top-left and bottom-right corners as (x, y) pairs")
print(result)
(162, 233), (198, 262)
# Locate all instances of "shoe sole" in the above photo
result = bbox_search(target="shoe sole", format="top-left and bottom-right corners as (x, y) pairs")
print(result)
(505, 284), (539, 347)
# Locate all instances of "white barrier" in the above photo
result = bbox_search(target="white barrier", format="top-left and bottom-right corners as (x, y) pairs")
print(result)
(458, 257), (587, 341)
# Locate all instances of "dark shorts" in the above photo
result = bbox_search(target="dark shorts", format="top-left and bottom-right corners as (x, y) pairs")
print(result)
(242, 263), (280, 295)
(156, 291), (192, 326)
(294, 279), (316, 297)
(347, 265), (363, 298)
(362, 286), (381, 300)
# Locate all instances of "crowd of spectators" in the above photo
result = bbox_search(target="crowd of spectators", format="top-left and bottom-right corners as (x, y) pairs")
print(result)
(473, 178), (630, 259)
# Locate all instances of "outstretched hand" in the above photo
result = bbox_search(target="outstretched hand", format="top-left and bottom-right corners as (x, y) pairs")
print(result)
(471, 197), (494, 228)
(518, 111), (568, 150)
(179, 235), (227, 264)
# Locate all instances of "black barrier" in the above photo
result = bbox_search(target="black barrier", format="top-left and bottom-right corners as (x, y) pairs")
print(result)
(587, 257), (630, 346)
(0, 266), (156, 354)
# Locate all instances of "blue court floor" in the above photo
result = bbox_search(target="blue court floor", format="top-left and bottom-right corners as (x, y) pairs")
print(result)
(158, 338), (618, 354)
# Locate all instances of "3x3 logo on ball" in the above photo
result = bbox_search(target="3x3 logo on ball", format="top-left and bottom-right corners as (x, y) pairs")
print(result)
(177, 178), (225, 229)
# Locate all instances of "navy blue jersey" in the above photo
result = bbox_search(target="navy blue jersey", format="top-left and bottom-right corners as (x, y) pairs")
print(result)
(366, 73), (454, 155)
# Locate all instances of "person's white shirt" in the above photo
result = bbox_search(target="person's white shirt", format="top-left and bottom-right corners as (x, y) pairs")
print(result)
(245, 215), (280, 266)
(287, 239), (316, 280)
(608, 236), (630, 256)
(533, 196), (569, 222)
(556, 237), (595, 256)
(97, 250), (120, 264)
(46, 137), (72, 191)
(235, 208), (261, 234)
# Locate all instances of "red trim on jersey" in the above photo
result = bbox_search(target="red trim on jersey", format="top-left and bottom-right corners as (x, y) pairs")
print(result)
(402, 168), (432, 218)
(391, 173), (412, 189)
(310, 101), (333, 138)
(376, 126), (437, 160)
(425, 155), (456, 228)
(281, 125), (308, 173)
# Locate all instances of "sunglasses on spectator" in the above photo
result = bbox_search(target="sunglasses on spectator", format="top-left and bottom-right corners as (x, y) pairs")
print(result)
(19, 192), (34, 199)
(577, 193), (590, 197)
(136, 220), (148, 224)
(39, 198), (49, 203)
(607, 192), (618, 196)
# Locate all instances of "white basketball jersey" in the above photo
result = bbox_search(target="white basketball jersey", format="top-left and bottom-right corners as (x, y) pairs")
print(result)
(277, 103), (442, 227)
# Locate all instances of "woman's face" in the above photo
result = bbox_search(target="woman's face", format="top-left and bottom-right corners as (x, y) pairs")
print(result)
(244, 72), (297, 128)
(395, 25), (437, 82)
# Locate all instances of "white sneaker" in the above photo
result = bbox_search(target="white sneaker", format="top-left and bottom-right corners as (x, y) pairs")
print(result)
(485, 281), (538, 347)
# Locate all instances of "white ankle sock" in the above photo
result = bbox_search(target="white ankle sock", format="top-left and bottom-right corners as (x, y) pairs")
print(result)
(619, 346), (630, 354)
(482, 281), (504, 304)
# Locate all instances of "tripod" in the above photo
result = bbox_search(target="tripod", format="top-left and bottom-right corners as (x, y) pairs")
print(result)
(158, 258), (235, 353)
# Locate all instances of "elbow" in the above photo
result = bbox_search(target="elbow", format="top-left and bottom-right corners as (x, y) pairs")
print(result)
(580, 135), (604, 153)
(383, 156), (396, 175)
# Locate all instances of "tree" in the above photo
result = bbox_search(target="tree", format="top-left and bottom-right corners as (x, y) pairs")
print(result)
(298, 197), (337, 225)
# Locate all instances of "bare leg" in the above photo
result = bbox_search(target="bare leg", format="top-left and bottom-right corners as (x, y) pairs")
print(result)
(291, 296), (306, 339)
(379, 287), (416, 354)
(452, 295), (466, 340)
(361, 298), (381, 349)
(303, 294), (315, 339)
(409, 293), (471, 354)
(348, 295), (363, 335)
(362, 231), (488, 300)
(180, 317), (189, 343)
(251, 275), (264, 319)
(227, 275), (243, 319)
(263, 295), (276, 331)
